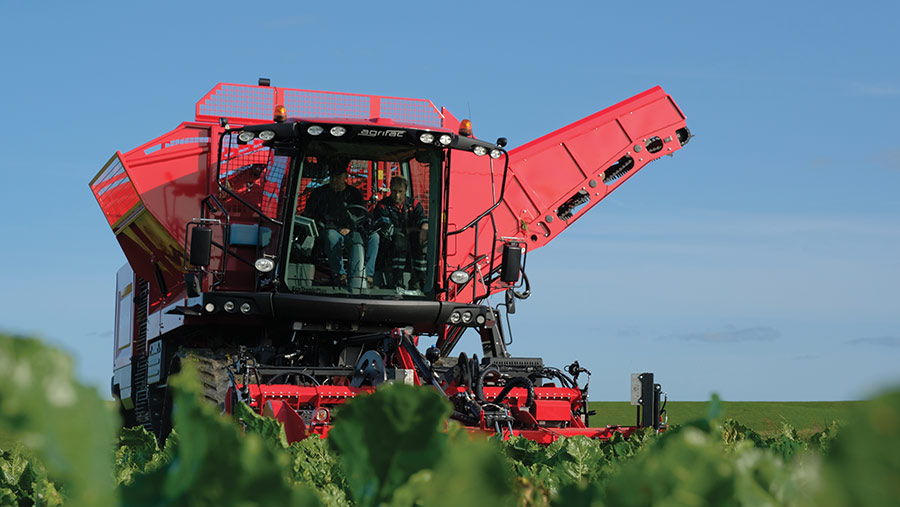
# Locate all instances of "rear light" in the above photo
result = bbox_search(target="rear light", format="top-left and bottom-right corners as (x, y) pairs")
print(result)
(274, 104), (287, 122)
(459, 119), (472, 137)
(314, 407), (330, 423)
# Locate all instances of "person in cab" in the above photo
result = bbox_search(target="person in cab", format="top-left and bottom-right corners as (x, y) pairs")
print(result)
(373, 176), (428, 290)
(305, 164), (378, 286)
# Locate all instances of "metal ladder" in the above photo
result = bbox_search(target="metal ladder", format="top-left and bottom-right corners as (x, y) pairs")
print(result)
(132, 279), (152, 432)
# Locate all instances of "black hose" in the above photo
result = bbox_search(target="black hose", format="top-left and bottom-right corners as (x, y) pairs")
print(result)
(491, 377), (535, 408)
(470, 354), (480, 397)
(450, 410), (479, 425)
(543, 367), (576, 389)
(514, 270), (531, 300)
(457, 352), (471, 389)
(474, 364), (500, 403)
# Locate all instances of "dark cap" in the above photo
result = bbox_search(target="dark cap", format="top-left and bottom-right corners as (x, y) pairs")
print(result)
(327, 156), (350, 177)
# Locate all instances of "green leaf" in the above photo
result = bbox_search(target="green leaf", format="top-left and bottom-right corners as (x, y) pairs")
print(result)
(0, 447), (64, 506)
(0, 486), (18, 506)
(114, 426), (164, 485)
(813, 390), (900, 506)
(288, 435), (350, 505)
(597, 425), (809, 507)
(326, 383), (450, 507)
(0, 334), (117, 506)
(233, 400), (289, 448)
(545, 436), (604, 486)
(501, 434), (545, 466)
(121, 363), (319, 506)
(552, 482), (605, 507)
(390, 432), (515, 507)
(807, 421), (842, 454)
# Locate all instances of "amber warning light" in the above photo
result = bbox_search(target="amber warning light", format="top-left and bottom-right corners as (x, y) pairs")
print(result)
(274, 104), (287, 122)
(459, 119), (473, 137)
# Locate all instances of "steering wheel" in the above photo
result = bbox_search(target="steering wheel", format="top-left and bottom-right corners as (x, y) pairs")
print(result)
(345, 204), (370, 228)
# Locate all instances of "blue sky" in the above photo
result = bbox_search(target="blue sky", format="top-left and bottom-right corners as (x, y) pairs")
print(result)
(1, 1), (898, 401)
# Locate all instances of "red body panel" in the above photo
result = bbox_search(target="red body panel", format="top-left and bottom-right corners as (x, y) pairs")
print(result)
(445, 86), (688, 302)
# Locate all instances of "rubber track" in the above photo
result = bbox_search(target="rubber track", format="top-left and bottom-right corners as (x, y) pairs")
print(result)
(176, 348), (233, 411)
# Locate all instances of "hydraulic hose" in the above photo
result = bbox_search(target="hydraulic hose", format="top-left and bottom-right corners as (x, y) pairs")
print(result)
(456, 352), (470, 389)
(491, 377), (535, 409)
(514, 270), (531, 300)
(474, 364), (500, 403)
(450, 410), (477, 425)
(472, 357), (537, 409)
(540, 367), (575, 389)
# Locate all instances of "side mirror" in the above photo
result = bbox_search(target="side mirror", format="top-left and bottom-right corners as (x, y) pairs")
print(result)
(189, 226), (212, 267)
(185, 273), (202, 298)
(499, 243), (523, 283)
(505, 288), (516, 314)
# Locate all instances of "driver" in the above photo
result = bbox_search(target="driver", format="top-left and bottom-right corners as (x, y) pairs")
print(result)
(304, 164), (378, 286)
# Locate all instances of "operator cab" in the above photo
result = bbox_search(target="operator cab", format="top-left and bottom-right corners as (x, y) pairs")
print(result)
(286, 140), (440, 297)
(216, 118), (504, 309)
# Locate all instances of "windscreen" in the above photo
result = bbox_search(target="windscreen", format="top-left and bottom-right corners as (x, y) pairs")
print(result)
(285, 140), (440, 298)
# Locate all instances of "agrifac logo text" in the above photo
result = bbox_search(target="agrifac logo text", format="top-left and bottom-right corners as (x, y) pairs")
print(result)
(359, 129), (406, 138)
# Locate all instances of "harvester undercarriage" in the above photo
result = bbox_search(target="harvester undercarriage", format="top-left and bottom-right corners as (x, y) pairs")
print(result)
(131, 320), (663, 444)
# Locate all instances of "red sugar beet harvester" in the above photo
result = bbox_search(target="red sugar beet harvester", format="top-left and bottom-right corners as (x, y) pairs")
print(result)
(91, 79), (690, 443)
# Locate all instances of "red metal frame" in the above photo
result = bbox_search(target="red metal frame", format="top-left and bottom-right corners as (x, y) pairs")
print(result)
(226, 382), (648, 444)
(195, 82), (447, 129)
(90, 153), (141, 229)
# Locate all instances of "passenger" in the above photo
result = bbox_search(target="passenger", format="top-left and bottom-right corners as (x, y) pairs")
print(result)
(304, 164), (378, 286)
(373, 176), (428, 290)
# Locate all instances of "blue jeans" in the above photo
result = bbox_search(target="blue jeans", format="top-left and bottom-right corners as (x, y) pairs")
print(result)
(323, 229), (379, 280)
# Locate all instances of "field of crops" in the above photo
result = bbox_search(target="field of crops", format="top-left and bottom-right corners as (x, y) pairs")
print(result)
(1, 333), (898, 506)
(589, 401), (859, 439)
